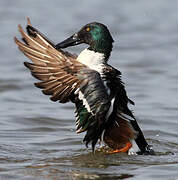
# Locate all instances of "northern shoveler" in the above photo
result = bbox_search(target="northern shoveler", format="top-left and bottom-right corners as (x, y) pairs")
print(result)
(14, 18), (154, 155)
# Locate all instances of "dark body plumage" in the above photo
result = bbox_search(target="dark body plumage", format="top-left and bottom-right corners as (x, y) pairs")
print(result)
(14, 18), (154, 155)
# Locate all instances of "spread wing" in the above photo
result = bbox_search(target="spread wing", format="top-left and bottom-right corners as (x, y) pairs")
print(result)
(14, 18), (111, 149)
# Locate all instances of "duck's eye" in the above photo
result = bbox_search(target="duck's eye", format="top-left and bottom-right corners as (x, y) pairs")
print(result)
(86, 27), (90, 32)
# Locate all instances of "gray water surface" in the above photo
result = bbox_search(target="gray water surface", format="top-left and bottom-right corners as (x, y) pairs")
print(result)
(1, 0), (178, 179)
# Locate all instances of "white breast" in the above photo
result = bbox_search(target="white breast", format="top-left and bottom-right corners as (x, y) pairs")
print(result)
(77, 49), (105, 73)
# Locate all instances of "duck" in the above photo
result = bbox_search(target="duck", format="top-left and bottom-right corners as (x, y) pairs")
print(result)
(14, 18), (154, 155)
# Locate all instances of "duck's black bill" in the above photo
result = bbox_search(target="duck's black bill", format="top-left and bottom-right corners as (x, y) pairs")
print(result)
(55, 33), (82, 49)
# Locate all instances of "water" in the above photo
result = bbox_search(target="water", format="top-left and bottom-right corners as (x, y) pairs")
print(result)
(1, 0), (178, 179)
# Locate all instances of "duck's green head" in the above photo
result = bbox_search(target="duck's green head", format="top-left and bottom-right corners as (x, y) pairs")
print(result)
(56, 22), (114, 59)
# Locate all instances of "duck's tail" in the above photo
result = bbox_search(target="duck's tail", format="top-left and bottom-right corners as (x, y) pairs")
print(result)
(103, 115), (155, 155)
(130, 119), (155, 155)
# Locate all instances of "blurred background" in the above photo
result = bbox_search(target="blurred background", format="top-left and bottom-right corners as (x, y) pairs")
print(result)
(0, 0), (178, 179)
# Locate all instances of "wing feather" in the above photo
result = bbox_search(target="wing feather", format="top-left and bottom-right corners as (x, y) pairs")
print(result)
(18, 25), (46, 52)
(15, 20), (83, 103)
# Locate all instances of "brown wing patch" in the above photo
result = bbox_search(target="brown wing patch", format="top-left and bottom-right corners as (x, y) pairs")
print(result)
(14, 18), (86, 103)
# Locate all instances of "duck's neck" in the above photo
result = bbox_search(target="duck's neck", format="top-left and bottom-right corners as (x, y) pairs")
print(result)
(77, 48), (106, 73)
(88, 39), (113, 60)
